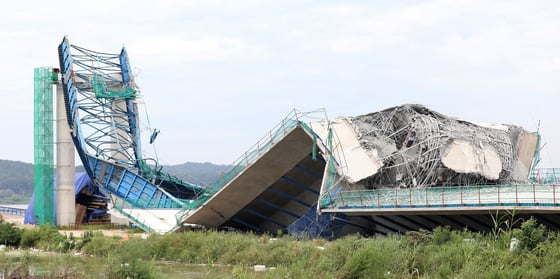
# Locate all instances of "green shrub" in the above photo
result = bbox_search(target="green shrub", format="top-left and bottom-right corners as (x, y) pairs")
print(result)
(73, 230), (94, 251)
(20, 224), (68, 251)
(7, 224), (560, 278)
(0, 220), (22, 246)
(316, 234), (359, 272)
(425, 243), (467, 274)
(19, 227), (41, 248)
(515, 217), (547, 252)
(436, 263), (453, 279)
(81, 232), (120, 256)
(110, 259), (162, 279)
(339, 236), (404, 279)
(431, 226), (461, 245)
(119, 238), (153, 261)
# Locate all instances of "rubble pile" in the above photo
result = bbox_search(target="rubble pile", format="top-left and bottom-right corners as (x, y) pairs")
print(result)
(349, 104), (538, 188)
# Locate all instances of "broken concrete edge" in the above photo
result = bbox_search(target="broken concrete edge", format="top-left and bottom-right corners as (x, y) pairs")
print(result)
(308, 118), (382, 184)
(127, 105), (539, 234)
(312, 104), (539, 190)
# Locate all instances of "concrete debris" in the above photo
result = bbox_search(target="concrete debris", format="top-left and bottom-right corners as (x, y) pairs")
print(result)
(339, 104), (539, 188)
(309, 118), (383, 183)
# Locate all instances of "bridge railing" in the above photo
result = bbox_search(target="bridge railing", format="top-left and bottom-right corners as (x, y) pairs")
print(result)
(207, 109), (326, 194)
(0, 206), (26, 216)
(321, 184), (560, 210)
(530, 168), (560, 184)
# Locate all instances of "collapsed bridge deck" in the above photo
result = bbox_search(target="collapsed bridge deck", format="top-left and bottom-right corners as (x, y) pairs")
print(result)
(51, 37), (560, 237)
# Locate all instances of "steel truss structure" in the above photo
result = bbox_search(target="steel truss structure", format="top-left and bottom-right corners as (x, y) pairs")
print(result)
(58, 37), (206, 217)
(51, 37), (556, 237)
(33, 67), (57, 225)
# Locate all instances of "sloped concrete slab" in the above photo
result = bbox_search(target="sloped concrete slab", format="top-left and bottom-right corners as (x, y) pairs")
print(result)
(183, 126), (314, 228)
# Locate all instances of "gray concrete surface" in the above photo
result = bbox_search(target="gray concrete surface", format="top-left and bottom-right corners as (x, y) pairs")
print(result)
(184, 126), (315, 228)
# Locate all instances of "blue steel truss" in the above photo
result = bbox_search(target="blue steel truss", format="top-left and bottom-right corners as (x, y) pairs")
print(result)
(57, 37), (206, 213)
(56, 37), (346, 236)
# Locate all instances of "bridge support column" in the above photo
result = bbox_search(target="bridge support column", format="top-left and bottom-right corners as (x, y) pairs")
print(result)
(56, 77), (76, 226)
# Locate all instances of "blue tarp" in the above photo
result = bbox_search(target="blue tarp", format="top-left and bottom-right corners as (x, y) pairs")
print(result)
(286, 203), (346, 240)
(24, 172), (106, 224)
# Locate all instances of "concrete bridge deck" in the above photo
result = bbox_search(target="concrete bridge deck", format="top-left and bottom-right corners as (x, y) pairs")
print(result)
(318, 184), (560, 234)
(178, 121), (560, 236)
(183, 126), (326, 233)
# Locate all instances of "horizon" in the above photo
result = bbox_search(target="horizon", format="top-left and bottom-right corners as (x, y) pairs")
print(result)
(0, 158), (232, 166)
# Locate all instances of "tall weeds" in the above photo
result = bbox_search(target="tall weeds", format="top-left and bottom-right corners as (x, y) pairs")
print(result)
(2, 218), (560, 278)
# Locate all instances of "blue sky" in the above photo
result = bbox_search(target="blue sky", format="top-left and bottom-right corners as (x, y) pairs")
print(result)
(1, 0), (559, 167)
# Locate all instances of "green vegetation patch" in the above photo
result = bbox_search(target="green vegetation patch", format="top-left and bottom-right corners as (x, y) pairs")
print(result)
(2, 217), (560, 278)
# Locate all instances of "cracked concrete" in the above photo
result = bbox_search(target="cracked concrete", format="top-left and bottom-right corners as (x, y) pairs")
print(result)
(321, 104), (538, 188)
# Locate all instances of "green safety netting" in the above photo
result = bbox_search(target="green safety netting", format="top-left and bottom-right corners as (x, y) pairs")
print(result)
(322, 184), (560, 210)
(33, 67), (55, 225)
(93, 74), (136, 99)
(529, 168), (560, 184)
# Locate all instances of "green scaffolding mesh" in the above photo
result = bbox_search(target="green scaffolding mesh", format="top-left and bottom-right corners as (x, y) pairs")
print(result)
(322, 184), (560, 210)
(33, 67), (55, 225)
(93, 74), (136, 99)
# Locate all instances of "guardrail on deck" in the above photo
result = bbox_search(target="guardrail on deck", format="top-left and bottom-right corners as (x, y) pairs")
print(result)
(530, 168), (560, 184)
(0, 206), (26, 216)
(207, 109), (327, 194)
(321, 184), (560, 210)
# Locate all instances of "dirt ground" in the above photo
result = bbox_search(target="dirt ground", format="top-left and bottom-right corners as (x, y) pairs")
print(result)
(1, 214), (24, 225)
(1, 214), (145, 239)
(58, 229), (146, 238)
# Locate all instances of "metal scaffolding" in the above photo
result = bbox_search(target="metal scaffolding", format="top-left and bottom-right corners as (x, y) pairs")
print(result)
(350, 104), (536, 188)
(57, 37), (209, 232)
(33, 67), (56, 225)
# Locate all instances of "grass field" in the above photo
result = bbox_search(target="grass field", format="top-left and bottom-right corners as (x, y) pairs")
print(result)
(1, 215), (559, 278)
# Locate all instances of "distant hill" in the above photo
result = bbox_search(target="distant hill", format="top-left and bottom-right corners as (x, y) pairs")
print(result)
(0, 160), (34, 204)
(161, 162), (232, 186)
(0, 159), (231, 204)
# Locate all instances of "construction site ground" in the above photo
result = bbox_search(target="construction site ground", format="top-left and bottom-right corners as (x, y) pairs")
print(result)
(2, 214), (143, 239)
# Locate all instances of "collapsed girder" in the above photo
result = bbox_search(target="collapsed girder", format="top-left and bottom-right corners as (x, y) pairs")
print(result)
(313, 104), (539, 193)
(350, 104), (539, 187)
(55, 37), (551, 237)
(58, 37), (208, 232)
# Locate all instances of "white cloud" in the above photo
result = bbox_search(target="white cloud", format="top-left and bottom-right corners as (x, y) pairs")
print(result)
(129, 35), (267, 63)
(1, 0), (560, 166)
